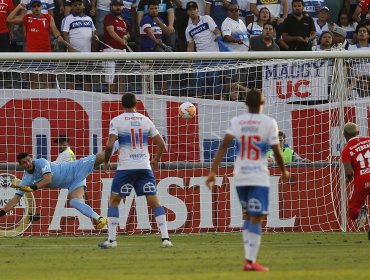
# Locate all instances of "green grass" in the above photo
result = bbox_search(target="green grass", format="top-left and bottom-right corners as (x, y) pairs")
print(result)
(1, 232), (369, 280)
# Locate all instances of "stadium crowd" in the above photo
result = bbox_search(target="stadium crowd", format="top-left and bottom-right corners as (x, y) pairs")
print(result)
(0, 0), (369, 52)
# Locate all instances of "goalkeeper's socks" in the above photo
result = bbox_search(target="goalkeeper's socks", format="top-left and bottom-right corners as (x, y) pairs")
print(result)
(108, 207), (119, 241)
(246, 223), (262, 263)
(242, 220), (250, 260)
(70, 198), (100, 220)
(154, 207), (169, 239)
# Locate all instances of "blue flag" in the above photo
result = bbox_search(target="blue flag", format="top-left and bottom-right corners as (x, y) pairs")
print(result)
(217, 37), (232, 52)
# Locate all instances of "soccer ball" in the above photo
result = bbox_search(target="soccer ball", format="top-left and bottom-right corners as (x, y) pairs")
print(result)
(179, 102), (196, 119)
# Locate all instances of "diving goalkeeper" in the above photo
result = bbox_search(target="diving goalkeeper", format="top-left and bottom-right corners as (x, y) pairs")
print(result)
(0, 151), (108, 229)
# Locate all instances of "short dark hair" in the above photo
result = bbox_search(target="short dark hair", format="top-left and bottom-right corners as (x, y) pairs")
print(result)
(292, 0), (304, 5)
(278, 131), (286, 139)
(245, 89), (264, 109)
(17, 152), (30, 163)
(263, 22), (275, 29)
(147, 0), (159, 7)
(122, 93), (137, 109)
(355, 24), (369, 35)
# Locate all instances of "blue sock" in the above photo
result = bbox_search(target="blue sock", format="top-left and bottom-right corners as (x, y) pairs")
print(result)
(70, 198), (100, 220)
(243, 220), (250, 231)
(153, 206), (165, 217)
(248, 223), (262, 235)
(108, 207), (119, 218)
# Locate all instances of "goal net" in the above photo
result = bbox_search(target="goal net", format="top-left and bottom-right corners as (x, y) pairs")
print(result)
(0, 51), (369, 236)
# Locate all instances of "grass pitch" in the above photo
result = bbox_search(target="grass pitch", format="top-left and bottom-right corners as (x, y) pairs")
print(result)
(0, 232), (369, 280)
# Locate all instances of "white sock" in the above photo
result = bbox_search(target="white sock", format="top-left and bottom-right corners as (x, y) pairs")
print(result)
(246, 232), (261, 263)
(155, 214), (169, 239)
(242, 229), (249, 260)
(108, 217), (118, 241)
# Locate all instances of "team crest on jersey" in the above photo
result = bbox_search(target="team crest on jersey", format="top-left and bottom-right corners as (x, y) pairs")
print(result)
(0, 174), (36, 237)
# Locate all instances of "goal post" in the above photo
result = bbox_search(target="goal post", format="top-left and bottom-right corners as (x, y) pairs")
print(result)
(0, 51), (369, 236)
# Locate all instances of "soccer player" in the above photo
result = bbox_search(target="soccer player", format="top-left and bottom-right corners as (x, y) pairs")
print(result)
(205, 89), (289, 272)
(0, 151), (108, 229)
(99, 92), (172, 249)
(341, 122), (370, 230)
(54, 134), (76, 163)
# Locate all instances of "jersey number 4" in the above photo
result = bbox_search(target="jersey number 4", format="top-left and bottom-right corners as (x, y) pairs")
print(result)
(356, 150), (370, 168)
(241, 135), (261, 160)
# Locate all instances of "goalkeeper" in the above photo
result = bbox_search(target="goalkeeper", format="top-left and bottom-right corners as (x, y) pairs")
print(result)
(0, 151), (108, 229)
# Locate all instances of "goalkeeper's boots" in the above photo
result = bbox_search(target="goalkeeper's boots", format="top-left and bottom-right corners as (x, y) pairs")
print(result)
(98, 239), (117, 249)
(357, 205), (368, 228)
(96, 217), (108, 230)
(243, 261), (269, 272)
(162, 239), (173, 248)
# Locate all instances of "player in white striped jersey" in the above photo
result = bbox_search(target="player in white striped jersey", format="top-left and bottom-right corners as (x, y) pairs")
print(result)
(206, 89), (289, 271)
(99, 93), (172, 249)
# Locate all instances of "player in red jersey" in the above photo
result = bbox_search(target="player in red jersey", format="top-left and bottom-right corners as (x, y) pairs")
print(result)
(341, 122), (370, 229)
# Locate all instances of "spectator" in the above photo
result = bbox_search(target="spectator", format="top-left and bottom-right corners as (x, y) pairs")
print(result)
(221, 3), (249, 51)
(186, 1), (221, 98)
(140, 0), (171, 51)
(222, 82), (248, 101)
(312, 30), (333, 50)
(336, 9), (357, 43)
(54, 135), (76, 163)
(0, 0), (14, 52)
(331, 25), (350, 49)
(23, 0), (54, 15)
(102, 0), (128, 93)
(237, 0), (253, 26)
(314, 6), (330, 40)
(250, 0), (288, 26)
(64, 0), (94, 18)
(349, 24), (370, 49)
(61, 0), (97, 91)
(352, 75), (370, 98)
(246, 7), (271, 38)
(344, 0), (360, 17)
(267, 131), (311, 164)
(186, 1), (221, 52)
(137, 0), (175, 50)
(352, 0), (370, 24)
(172, 0), (189, 51)
(205, 0), (232, 29)
(280, 0), (316, 51)
(7, 0), (62, 89)
(249, 22), (279, 51)
(61, 0), (97, 52)
(90, 0), (110, 40)
(303, 0), (327, 20)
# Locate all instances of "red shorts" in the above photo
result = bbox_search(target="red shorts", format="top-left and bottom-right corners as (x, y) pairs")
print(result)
(349, 177), (370, 219)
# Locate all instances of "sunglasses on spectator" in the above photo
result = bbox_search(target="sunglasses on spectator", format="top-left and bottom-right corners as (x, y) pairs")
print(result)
(31, 4), (41, 7)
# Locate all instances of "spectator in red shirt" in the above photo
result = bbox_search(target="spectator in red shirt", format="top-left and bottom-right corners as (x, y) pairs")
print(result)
(7, 0), (62, 89)
(0, 0), (15, 51)
(7, 0), (62, 52)
(102, 0), (129, 93)
(352, 0), (370, 25)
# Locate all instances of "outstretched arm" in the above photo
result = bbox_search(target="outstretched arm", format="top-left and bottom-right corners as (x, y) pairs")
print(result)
(0, 194), (22, 216)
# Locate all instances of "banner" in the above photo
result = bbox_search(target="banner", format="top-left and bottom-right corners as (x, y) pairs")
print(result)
(262, 60), (330, 103)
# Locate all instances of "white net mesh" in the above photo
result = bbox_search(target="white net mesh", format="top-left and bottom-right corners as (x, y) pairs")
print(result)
(0, 52), (369, 236)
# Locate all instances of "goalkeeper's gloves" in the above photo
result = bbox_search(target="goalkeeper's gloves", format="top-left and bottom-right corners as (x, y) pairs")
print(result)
(18, 185), (38, 192)
(0, 210), (6, 217)
(11, 178), (21, 188)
